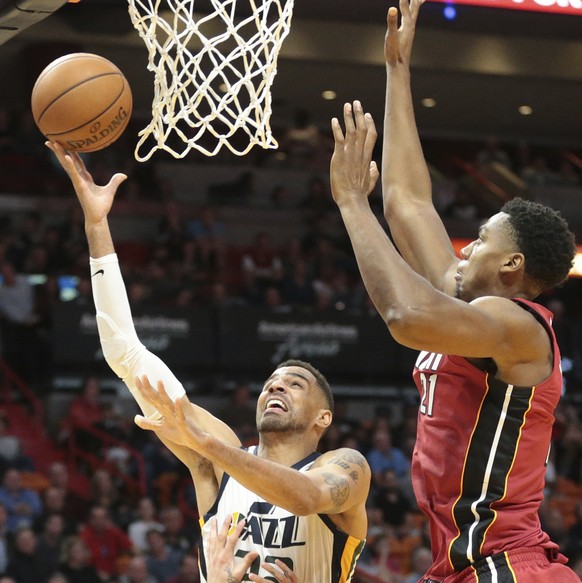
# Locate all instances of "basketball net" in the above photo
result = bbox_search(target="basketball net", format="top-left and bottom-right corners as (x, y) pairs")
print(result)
(127, 0), (295, 161)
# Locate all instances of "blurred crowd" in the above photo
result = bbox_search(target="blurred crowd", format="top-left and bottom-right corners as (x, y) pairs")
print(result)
(0, 105), (581, 581)
(1, 375), (582, 582)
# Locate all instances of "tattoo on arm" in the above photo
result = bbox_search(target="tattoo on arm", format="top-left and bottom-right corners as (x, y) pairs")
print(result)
(322, 472), (350, 509)
(349, 470), (359, 483)
(329, 450), (367, 473)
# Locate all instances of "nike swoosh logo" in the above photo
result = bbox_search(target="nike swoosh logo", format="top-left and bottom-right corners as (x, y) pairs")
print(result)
(92, 269), (104, 277)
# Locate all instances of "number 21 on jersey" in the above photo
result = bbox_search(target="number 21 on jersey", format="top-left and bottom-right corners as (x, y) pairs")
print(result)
(416, 351), (443, 417)
(419, 372), (437, 417)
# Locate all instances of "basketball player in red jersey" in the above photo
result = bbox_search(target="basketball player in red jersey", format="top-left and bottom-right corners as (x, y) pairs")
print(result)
(329, 0), (580, 581)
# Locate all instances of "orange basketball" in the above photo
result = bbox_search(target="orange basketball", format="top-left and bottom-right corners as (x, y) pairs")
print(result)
(31, 53), (132, 153)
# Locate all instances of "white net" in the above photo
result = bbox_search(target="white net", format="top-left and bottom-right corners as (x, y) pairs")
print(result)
(127, 0), (295, 161)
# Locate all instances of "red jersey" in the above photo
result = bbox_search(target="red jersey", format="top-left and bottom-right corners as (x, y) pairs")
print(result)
(412, 299), (562, 581)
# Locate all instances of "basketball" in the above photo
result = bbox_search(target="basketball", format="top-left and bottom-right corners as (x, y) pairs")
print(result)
(31, 53), (132, 153)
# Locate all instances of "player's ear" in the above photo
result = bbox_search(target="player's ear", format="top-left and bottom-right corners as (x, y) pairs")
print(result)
(316, 409), (333, 430)
(501, 252), (525, 273)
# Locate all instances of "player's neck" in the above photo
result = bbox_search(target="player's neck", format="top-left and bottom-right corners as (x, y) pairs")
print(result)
(257, 432), (318, 466)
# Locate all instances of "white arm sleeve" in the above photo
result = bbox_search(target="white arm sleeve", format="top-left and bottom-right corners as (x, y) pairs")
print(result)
(90, 254), (186, 418)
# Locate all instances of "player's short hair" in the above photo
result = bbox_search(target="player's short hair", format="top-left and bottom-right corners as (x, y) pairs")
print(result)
(276, 359), (334, 413)
(500, 197), (576, 290)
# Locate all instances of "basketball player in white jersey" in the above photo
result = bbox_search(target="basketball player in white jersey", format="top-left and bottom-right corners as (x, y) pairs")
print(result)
(46, 141), (370, 583)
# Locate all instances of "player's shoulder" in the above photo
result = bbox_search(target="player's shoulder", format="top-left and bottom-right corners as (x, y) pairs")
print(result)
(312, 448), (370, 476)
(470, 295), (542, 327)
(472, 296), (551, 363)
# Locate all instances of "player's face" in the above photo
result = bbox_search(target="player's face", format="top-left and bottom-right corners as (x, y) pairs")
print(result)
(455, 213), (518, 302)
(256, 366), (324, 433)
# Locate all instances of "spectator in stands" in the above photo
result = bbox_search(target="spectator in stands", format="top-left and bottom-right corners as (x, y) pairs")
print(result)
(402, 545), (433, 583)
(144, 528), (184, 583)
(79, 505), (133, 579)
(240, 231), (283, 295)
(374, 469), (412, 527)
(119, 555), (158, 583)
(0, 469), (42, 533)
(165, 553), (200, 583)
(215, 384), (257, 445)
(89, 469), (126, 526)
(159, 506), (198, 554)
(5, 526), (54, 583)
(6, 211), (44, 270)
(40, 487), (76, 535)
(141, 437), (188, 504)
(60, 376), (104, 453)
(0, 261), (42, 382)
(35, 512), (66, 575)
(128, 497), (163, 553)
(280, 260), (317, 307)
(366, 428), (410, 484)
(59, 535), (102, 583)
(475, 137), (512, 170)
(46, 462), (88, 522)
(520, 153), (558, 186)
(279, 108), (333, 170)
(298, 176), (336, 215)
(0, 414), (34, 474)
(262, 285), (291, 313)
(187, 207), (227, 275)
(442, 186), (480, 221)
(157, 201), (192, 264)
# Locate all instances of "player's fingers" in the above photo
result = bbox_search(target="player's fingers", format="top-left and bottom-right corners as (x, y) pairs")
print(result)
(387, 6), (399, 34)
(235, 550), (259, 578)
(369, 161), (380, 188)
(274, 559), (298, 581)
(363, 112), (378, 160)
(330, 118), (345, 145)
(218, 514), (231, 542)
(225, 518), (245, 553)
(134, 414), (162, 431)
(156, 379), (172, 405)
(410, 0), (425, 19)
(343, 102), (356, 135)
(175, 395), (189, 426)
(400, 0), (411, 23)
(353, 100), (367, 135)
(108, 173), (128, 191)
(135, 375), (157, 402)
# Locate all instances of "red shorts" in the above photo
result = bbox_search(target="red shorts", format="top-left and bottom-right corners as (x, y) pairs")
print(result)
(427, 547), (581, 583)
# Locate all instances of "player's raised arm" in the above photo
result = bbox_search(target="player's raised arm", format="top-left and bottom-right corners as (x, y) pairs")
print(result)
(382, 0), (458, 293)
(46, 141), (242, 516)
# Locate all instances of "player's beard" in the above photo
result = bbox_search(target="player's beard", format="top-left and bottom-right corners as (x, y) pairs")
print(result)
(256, 412), (309, 433)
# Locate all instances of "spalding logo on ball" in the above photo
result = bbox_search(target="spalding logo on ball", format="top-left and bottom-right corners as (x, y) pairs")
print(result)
(31, 53), (133, 153)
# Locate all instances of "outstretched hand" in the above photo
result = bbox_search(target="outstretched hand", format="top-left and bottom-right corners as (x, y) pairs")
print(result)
(330, 101), (379, 208)
(45, 141), (127, 224)
(133, 375), (206, 451)
(385, 0), (424, 67)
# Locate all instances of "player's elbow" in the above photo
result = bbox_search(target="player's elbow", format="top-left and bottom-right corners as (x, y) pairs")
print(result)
(384, 305), (430, 349)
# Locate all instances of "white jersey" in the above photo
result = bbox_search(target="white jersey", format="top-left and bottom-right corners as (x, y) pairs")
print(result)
(199, 447), (365, 583)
